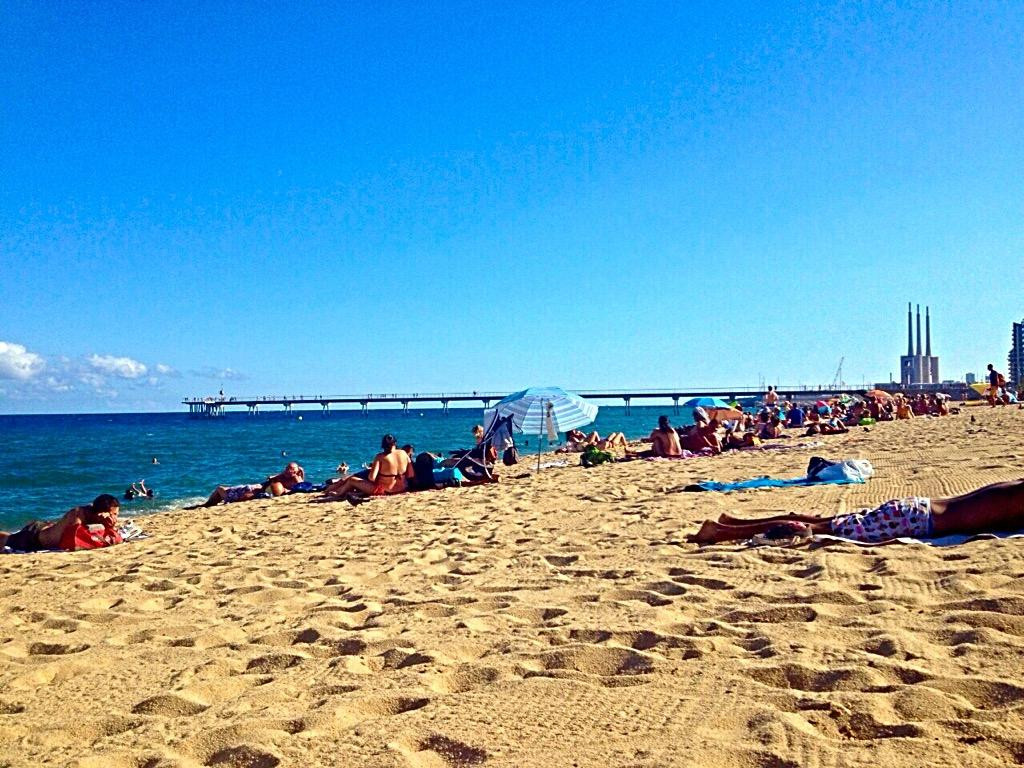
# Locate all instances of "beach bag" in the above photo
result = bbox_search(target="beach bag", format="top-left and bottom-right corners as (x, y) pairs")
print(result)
(581, 445), (614, 468)
(806, 457), (874, 484)
(432, 466), (466, 487)
(502, 446), (520, 466)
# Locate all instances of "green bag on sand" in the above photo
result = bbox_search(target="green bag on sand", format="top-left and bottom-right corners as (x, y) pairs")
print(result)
(581, 445), (614, 468)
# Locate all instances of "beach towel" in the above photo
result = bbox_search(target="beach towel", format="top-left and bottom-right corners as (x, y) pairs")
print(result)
(811, 530), (1024, 548)
(686, 458), (873, 492)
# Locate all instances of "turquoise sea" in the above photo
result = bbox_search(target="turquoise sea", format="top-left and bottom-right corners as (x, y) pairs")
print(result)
(0, 404), (703, 531)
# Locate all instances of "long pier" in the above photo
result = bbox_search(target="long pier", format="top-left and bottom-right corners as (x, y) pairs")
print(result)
(182, 385), (944, 418)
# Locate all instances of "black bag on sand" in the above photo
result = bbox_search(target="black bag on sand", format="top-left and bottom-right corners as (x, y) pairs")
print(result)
(806, 456), (838, 481)
(503, 446), (520, 466)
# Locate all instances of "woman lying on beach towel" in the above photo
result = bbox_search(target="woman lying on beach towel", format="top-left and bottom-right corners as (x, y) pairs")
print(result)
(1, 494), (123, 552)
(687, 478), (1024, 545)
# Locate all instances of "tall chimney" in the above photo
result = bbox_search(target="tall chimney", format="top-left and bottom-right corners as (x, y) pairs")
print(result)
(926, 306), (932, 356)
(907, 303), (913, 356)
(916, 304), (922, 357)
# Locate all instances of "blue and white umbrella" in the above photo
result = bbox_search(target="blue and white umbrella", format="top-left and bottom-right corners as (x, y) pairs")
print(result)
(679, 396), (733, 410)
(487, 386), (598, 436)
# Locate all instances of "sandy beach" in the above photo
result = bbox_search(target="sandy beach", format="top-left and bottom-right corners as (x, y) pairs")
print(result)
(2, 406), (1023, 767)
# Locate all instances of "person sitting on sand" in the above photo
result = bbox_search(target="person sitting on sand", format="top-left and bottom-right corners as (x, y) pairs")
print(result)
(687, 477), (1024, 545)
(758, 415), (786, 440)
(650, 416), (683, 457)
(263, 461), (305, 496)
(785, 404), (805, 428)
(1, 494), (122, 552)
(682, 418), (722, 455)
(319, 433), (413, 499)
(895, 397), (914, 420)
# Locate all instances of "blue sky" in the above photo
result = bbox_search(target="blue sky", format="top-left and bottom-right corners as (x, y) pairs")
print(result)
(1, 1), (1022, 413)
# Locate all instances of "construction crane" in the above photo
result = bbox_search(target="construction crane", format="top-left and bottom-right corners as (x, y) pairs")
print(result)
(831, 357), (845, 390)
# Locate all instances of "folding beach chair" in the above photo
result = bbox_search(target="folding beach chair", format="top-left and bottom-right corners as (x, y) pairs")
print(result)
(453, 413), (517, 481)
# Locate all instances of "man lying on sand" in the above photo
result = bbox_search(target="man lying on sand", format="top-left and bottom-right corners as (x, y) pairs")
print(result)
(688, 478), (1024, 545)
(1, 494), (123, 552)
(263, 461), (305, 496)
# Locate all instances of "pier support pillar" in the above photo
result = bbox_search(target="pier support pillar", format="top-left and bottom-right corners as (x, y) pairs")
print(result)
(624, 397), (631, 416)
(442, 400), (449, 415)
(321, 402), (329, 417)
(673, 396), (680, 416)
(360, 401), (368, 415)
(401, 400), (409, 415)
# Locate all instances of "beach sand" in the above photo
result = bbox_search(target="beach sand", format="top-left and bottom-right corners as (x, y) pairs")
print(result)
(2, 407), (1024, 767)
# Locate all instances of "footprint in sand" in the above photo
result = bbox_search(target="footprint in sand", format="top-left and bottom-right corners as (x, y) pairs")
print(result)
(398, 734), (488, 768)
(132, 692), (210, 716)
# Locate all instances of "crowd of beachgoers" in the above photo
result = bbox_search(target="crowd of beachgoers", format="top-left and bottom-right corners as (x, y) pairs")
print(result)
(5, 383), (1024, 554)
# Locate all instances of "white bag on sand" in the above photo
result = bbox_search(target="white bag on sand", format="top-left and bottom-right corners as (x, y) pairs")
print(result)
(813, 459), (874, 484)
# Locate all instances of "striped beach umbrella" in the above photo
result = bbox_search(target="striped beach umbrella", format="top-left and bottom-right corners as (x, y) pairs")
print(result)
(489, 386), (598, 435)
(488, 387), (599, 471)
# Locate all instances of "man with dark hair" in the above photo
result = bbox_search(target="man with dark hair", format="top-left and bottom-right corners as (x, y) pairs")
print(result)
(1, 495), (123, 552)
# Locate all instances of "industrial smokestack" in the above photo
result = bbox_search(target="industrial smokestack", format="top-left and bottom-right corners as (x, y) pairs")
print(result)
(907, 302), (913, 356)
(926, 306), (932, 356)
(916, 304), (922, 357)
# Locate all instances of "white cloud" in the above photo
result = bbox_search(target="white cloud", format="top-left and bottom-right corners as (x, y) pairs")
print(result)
(0, 341), (45, 380)
(78, 371), (118, 398)
(87, 354), (147, 379)
(44, 376), (72, 392)
(191, 366), (248, 381)
(155, 363), (175, 375)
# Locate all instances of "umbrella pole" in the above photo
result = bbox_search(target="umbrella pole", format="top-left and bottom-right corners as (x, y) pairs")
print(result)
(537, 424), (542, 472)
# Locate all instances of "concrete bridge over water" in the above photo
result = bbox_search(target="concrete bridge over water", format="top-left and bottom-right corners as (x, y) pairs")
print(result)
(183, 384), (960, 418)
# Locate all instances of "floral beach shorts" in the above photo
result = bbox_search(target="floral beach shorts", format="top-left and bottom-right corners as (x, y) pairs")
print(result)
(830, 497), (932, 542)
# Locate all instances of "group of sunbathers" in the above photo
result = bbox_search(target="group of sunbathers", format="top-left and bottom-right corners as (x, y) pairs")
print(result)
(4, 394), (1018, 552)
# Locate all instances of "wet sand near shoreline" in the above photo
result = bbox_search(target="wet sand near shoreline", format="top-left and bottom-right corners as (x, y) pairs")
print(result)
(2, 406), (1023, 767)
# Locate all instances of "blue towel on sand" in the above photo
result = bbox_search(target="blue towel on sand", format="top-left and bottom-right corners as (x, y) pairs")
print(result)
(691, 458), (874, 492)
(694, 475), (861, 492)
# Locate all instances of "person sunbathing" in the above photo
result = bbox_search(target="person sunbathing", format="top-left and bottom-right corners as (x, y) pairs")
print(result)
(758, 416), (786, 440)
(805, 419), (848, 436)
(687, 478), (1024, 545)
(319, 433), (413, 499)
(1, 494), (122, 552)
(682, 419), (722, 455)
(650, 416), (682, 457)
(723, 426), (761, 450)
(263, 461), (305, 496)
(200, 483), (264, 506)
(895, 398), (914, 420)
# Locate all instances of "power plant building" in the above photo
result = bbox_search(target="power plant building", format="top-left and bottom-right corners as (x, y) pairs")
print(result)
(900, 303), (940, 386)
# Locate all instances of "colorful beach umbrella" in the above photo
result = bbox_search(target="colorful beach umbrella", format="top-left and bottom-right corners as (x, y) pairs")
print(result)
(679, 396), (733, 410)
(679, 396), (740, 423)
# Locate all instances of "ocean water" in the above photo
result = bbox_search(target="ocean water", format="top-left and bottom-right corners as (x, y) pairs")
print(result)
(0, 404), (699, 531)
